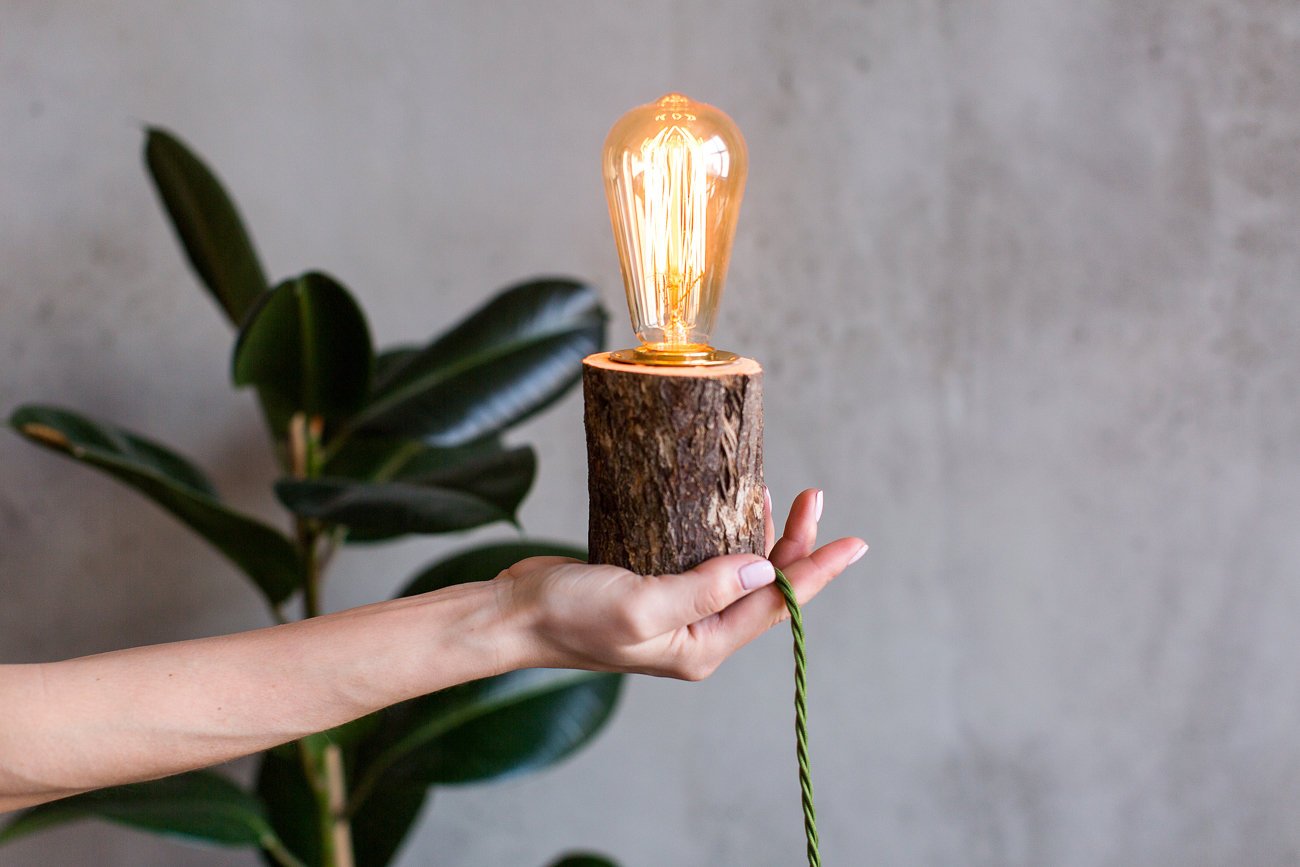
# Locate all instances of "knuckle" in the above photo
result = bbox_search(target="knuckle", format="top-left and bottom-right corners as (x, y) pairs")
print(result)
(675, 656), (718, 682)
(693, 582), (730, 621)
(614, 603), (653, 641)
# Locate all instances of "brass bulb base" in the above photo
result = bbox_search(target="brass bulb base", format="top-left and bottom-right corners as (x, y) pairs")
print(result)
(609, 345), (741, 367)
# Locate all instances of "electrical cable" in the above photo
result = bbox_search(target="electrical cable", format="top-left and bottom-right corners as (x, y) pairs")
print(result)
(773, 566), (820, 867)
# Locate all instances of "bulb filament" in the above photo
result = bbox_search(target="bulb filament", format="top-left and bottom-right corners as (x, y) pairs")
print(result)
(638, 124), (708, 348)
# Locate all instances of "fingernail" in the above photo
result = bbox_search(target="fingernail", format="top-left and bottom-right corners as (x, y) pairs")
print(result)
(848, 543), (869, 565)
(739, 560), (776, 590)
(764, 486), (772, 512)
(815, 490), (824, 522)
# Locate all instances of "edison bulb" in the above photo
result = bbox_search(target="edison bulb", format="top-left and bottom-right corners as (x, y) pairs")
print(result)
(603, 93), (748, 365)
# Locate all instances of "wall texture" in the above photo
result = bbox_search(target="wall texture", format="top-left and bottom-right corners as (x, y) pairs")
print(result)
(2, 2), (1298, 865)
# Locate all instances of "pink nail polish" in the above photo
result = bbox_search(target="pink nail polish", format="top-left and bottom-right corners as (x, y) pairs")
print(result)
(848, 543), (868, 565)
(764, 486), (772, 512)
(815, 490), (824, 522)
(739, 560), (775, 590)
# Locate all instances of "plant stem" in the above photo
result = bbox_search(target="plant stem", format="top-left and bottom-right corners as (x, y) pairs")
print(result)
(370, 439), (423, 482)
(323, 743), (354, 862)
(293, 413), (329, 622)
(262, 833), (310, 867)
(316, 526), (347, 576)
(301, 522), (322, 621)
(290, 414), (355, 867)
(297, 738), (351, 867)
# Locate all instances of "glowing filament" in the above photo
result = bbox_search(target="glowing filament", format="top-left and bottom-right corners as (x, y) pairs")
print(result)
(639, 125), (707, 344)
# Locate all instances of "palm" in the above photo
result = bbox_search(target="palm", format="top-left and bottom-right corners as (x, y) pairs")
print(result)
(498, 489), (866, 681)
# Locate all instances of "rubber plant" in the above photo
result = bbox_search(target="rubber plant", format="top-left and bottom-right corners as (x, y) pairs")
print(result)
(0, 128), (623, 867)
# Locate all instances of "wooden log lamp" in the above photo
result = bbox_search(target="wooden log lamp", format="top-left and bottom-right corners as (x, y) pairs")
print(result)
(584, 93), (764, 576)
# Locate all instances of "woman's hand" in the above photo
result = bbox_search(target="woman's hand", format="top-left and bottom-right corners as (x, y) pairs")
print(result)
(498, 488), (867, 680)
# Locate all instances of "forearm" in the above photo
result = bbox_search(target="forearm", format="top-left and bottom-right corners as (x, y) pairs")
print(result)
(0, 580), (525, 810)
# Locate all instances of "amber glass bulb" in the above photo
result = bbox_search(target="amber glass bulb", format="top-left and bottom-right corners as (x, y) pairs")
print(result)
(602, 93), (748, 366)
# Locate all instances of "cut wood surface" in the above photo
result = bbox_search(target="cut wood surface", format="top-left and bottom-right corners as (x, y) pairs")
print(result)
(583, 352), (764, 576)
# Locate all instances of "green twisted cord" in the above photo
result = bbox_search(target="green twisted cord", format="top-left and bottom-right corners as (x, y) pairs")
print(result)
(773, 566), (820, 867)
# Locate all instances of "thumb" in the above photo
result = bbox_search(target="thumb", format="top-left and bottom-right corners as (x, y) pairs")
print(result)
(638, 554), (776, 633)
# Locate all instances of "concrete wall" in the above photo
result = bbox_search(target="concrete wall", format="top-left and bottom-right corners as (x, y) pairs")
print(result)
(2, 2), (1298, 865)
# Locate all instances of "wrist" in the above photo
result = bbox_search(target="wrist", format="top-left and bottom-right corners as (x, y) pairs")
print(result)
(459, 577), (540, 676)
(401, 579), (539, 692)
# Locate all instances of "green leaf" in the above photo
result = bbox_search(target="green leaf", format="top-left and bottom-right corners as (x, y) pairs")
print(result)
(322, 712), (384, 752)
(546, 854), (620, 867)
(422, 670), (621, 785)
(359, 670), (623, 790)
(276, 446), (536, 541)
(255, 749), (319, 867)
(398, 540), (586, 598)
(144, 127), (268, 325)
(276, 479), (510, 537)
(354, 278), (605, 446)
(142, 128), (293, 452)
(0, 770), (279, 850)
(343, 442), (537, 543)
(253, 386), (300, 457)
(323, 434), (501, 483)
(350, 777), (428, 867)
(372, 346), (419, 386)
(233, 272), (374, 421)
(10, 405), (301, 604)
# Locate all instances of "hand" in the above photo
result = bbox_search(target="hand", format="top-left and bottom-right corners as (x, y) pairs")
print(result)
(498, 488), (867, 680)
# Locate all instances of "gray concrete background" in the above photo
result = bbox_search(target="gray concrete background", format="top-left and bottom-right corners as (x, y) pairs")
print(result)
(2, 2), (1298, 865)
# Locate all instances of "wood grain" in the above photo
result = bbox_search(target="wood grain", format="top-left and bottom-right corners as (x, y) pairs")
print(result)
(583, 352), (764, 575)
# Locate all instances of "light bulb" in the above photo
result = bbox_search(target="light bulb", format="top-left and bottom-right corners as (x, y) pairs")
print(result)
(602, 93), (748, 366)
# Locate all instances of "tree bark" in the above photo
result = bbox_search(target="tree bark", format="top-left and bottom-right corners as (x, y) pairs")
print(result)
(583, 352), (764, 576)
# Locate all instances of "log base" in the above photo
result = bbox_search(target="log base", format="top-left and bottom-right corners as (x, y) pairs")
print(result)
(583, 351), (764, 576)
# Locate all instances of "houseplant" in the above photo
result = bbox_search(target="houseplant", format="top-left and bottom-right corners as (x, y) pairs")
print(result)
(1, 128), (621, 867)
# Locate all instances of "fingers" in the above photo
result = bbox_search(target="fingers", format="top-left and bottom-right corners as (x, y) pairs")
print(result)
(637, 554), (777, 635)
(708, 536), (867, 653)
(782, 536), (866, 605)
(768, 488), (822, 568)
